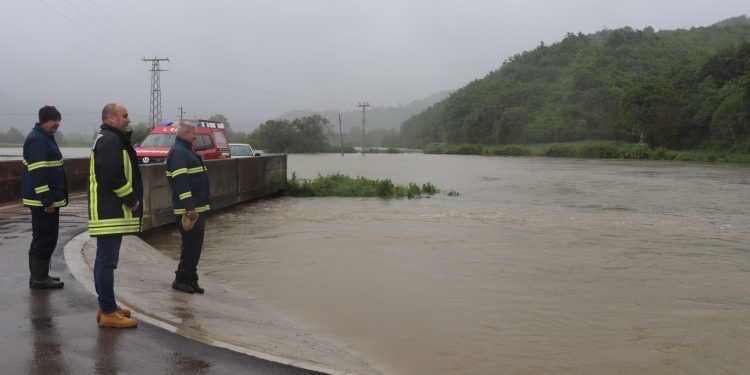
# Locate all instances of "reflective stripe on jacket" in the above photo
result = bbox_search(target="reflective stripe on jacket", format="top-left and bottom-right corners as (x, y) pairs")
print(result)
(87, 124), (143, 236)
(166, 137), (211, 215)
(22, 124), (68, 208)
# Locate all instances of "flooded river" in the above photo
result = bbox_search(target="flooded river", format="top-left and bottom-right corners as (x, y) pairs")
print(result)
(141, 153), (750, 375)
(0, 146), (91, 161)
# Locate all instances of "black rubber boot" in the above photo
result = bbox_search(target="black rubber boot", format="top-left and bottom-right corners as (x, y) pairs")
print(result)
(171, 280), (194, 294)
(29, 256), (64, 289)
(188, 281), (205, 294)
(28, 257), (60, 286)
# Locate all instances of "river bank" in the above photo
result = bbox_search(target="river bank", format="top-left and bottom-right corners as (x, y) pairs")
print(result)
(423, 140), (750, 163)
(4, 142), (750, 165)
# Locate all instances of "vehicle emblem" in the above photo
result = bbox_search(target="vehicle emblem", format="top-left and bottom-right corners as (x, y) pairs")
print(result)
(143, 156), (150, 164)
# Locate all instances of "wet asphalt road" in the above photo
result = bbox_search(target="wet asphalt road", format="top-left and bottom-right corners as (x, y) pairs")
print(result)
(0, 207), (323, 375)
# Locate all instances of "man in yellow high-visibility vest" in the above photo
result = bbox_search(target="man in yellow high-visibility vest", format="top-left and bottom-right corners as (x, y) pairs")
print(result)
(88, 103), (142, 328)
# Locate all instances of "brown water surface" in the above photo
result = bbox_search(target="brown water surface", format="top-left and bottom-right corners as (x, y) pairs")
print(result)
(143, 154), (750, 375)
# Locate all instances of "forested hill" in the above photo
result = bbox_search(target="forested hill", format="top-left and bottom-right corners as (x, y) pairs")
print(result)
(401, 16), (750, 152)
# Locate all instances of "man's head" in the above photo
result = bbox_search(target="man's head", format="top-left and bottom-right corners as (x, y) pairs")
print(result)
(38, 105), (61, 134)
(101, 103), (131, 134)
(176, 122), (197, 146)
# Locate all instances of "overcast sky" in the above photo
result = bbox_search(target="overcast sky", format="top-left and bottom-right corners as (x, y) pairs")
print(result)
(1, 0), (748, 133)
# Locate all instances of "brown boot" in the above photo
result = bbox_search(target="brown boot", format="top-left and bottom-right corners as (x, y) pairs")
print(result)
(98, 311), (137, 328)
(96, 307), (132, 323)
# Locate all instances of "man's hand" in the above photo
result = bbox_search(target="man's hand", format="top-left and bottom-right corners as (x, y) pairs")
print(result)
(128, 200), (140, 212)
(185, 209), (198, 220)
(43, 205), (56, 214)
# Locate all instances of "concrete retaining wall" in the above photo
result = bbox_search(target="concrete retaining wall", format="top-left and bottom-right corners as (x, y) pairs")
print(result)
(0, 158), (90, 205)
(140, 156), (287, 229)
(0, 155), (287, 231)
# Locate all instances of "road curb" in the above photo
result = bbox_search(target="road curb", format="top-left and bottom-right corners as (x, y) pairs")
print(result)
(63, 231), (352, 375)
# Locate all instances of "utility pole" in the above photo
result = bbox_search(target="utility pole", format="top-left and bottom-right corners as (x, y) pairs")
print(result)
(357, 102), (370, 155)
(338, 113), (344, 156)
(142, 57), (169, 127)
(178, 106), (185, 121)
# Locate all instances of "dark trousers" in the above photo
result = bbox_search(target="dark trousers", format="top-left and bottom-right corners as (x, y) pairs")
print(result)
(175, 214), (205, 283)
(29, 207), (59, 259)
(94, 235), (122, 314)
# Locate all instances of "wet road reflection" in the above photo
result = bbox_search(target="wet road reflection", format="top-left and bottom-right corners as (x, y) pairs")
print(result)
(95, 329), (122, 375)
(28, 290), (68, 375)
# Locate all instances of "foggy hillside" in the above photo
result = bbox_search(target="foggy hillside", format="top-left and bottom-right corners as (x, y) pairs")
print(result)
(276, 90), (451, 131)
(1, 89), (451, 139)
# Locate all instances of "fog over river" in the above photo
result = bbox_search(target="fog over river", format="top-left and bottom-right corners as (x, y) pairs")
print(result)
(141, 153), (750, 375)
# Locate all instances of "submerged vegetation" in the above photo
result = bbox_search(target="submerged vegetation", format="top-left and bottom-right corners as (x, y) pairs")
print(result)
(285, 172), (446, 199)
(424, 141), (750, 163)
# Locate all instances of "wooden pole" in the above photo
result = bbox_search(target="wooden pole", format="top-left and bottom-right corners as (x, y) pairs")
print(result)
(339, 113), (344, 156)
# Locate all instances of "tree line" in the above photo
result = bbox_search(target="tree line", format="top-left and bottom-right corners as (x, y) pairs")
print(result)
(400, 16), (750, 153)
(1, 112), (396, 152)
(223, 114), (401, 153)
(0, 127), (94, 146)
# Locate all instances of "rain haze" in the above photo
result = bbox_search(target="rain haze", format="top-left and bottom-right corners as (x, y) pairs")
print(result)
(1, 0), (748, 133)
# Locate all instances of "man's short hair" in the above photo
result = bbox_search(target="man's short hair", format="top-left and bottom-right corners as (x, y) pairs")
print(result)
(177, 122), (195, 136)
(101, 103), (119, 121)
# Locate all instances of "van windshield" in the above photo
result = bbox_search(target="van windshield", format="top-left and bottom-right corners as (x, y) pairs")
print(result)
(139, 133), (176, 147)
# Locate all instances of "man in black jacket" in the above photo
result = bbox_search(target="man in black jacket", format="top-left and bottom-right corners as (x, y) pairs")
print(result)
(22, 105), (67, 289)
(88, 103), (141, 328)
(166, 123), (211, 294)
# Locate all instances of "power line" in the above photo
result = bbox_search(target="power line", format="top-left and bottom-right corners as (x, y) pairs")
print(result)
(85, 0), (158, 56)
(37, 0), (140, 59)
(60, 0), (146, 56)
(170, 70), (354, 107)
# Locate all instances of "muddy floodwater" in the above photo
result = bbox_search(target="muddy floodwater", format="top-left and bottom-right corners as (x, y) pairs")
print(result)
(142, 153), (750, 375)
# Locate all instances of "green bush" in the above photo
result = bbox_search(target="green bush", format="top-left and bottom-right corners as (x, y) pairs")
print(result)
(653, 147), (669, 159)
(453, 144), (484, 155)
(577, 144), (619, 158)
(485, 145), (532, 156)
(543, 144), (577, 157)
(423, 143), (484, 155)
(619, 143), (652, 159)
(422, 143), (447, 154)
(421, 141), (750, 164)
(285, 173), (447, 199)
(421, 182), (438, 195)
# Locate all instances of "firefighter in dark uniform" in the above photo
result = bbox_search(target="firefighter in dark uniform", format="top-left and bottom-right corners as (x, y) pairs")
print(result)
(22, 105), (67, 289)
(88, 103), (141, 328)
(166, 122), (210, 294)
